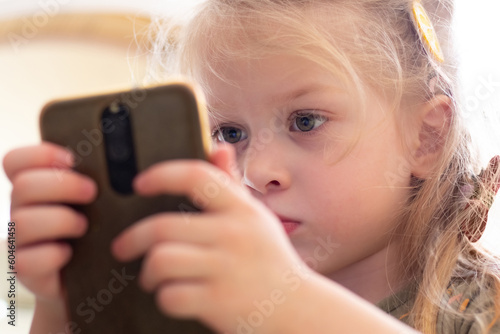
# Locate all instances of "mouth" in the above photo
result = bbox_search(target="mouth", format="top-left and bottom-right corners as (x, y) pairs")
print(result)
(275, 214), (301, 235)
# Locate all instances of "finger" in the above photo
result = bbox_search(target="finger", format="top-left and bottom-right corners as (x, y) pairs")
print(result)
(20, 272), (64, 302)
(140, 243), (214, 292)
(17, 243), (72, 283)
(112, 212), (219, 262)
(12, 206), (88, 247)
(11, 169), (97, 209)
(156, 281), (207, 319)
(133, 160), (248, 212)
(3, 142), (74, 181)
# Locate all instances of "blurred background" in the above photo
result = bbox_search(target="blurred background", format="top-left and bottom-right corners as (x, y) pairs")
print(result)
(0, 0), (499, 333)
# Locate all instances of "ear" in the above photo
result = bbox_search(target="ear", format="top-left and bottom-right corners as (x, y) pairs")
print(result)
(410, 94), (453, 179)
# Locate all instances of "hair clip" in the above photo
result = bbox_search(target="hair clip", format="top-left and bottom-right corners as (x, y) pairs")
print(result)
(411, 0), (445, 63)
(460, 156), (500, 243)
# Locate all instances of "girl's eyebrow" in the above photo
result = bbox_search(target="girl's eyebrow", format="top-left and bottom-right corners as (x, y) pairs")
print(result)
(206, 83), (344, 115)
(206, 105), (237, 123)
(270, 83), (343, 104)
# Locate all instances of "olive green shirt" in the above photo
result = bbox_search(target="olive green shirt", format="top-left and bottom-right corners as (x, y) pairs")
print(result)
(376, 280), (500, 333)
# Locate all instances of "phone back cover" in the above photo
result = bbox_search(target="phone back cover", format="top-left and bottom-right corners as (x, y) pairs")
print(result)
(40, 84), (215, 334)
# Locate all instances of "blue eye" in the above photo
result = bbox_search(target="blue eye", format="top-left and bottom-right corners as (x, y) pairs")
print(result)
(213, 126), (247, 144)
(290, 112), (327, 132)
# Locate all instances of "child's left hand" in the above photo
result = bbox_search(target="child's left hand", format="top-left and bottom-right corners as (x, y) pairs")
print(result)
(111, 145), (311, 334)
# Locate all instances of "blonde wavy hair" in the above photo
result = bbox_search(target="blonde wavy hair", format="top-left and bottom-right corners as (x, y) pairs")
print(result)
(147, 0), (500, 333)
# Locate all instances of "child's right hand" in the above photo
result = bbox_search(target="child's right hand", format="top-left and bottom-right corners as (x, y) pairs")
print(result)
(3, 142), (97, 305)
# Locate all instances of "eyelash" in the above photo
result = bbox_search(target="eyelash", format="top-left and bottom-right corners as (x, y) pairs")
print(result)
(211, 110), (329, 143)
(288, 110), (328, 133)
(211, 124), (246, 144)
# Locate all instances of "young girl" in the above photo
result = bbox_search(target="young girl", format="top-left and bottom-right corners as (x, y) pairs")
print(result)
(4, 0), (500, 333)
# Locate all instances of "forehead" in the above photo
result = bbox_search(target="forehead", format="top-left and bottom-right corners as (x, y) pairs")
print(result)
(199, 54), (345, 107)
(183, 1), (375, 112)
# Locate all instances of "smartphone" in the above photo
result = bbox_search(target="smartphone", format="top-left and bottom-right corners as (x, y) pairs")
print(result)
(39, 83), (215, 334)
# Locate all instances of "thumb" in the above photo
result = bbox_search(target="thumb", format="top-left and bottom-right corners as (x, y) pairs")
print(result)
(209, 143), (241, 182)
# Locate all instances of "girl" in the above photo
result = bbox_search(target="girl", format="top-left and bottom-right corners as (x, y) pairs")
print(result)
(4, 0), (500, 333)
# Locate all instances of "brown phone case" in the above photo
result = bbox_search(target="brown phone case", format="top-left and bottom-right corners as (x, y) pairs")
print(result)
(39, 83), (216, 334)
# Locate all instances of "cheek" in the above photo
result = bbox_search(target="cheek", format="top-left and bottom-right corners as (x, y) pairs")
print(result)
(301, 142), (411, 238)
(295, 163), (361, 238)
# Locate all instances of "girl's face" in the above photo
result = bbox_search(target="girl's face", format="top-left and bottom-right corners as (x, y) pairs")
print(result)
(203, 54), (413, 280)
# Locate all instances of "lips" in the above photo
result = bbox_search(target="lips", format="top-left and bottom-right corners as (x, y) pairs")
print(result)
(275, 214), (301, 235)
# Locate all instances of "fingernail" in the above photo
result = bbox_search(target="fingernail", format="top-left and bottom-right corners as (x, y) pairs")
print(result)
(82, 179), (97, 198)
(133, 174), (146, 191)
(61, 242), (73, 256)
(57, 150), (75, 167)
(76, 213), (88, 233)
(110, 238), (125, 262)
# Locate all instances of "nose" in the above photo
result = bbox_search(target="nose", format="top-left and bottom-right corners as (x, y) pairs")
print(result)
(242, 138), (291, 195)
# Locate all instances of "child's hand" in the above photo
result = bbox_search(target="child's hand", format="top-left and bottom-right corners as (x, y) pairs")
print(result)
(112, 145), (310, 334)
(3, 143), (97, 304)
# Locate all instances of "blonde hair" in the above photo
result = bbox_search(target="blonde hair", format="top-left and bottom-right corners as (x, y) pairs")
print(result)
(148, 1), (500, 333)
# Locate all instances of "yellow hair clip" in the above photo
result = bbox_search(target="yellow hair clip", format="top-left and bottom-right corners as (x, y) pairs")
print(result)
(411, 0), (445, 63)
